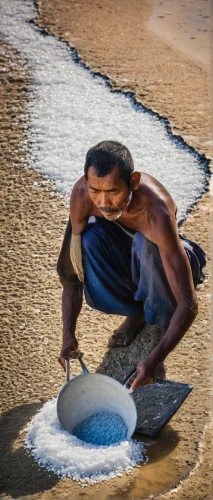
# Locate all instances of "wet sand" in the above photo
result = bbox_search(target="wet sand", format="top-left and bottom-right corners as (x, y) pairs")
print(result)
(148, 0), (211, 67)
(0, 1), (212, 499)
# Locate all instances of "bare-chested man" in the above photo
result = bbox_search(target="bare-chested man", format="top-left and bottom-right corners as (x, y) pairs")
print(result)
(57, 140), (205, 389)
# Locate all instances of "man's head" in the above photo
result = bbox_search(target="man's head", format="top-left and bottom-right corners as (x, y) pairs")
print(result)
(84, 141), (141, 220)
(84, 140), (134, 187)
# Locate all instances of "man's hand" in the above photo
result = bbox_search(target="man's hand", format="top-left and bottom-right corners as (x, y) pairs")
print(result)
(131, 358), (157, 390)
(58, 336), (79, 372)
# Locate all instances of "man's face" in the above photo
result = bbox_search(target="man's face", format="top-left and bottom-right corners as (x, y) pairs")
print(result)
(87, 165), (131, 220)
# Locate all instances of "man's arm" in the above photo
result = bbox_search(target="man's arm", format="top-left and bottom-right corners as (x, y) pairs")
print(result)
(69, 178), (92, 281)
(58, 178), (91, 369)
(58, 283), (83, 371)
(70, 177), (92, 235)
(132, 208), (198, 389)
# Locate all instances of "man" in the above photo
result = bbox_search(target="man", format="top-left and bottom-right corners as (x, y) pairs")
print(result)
(57, 140), (205, 389)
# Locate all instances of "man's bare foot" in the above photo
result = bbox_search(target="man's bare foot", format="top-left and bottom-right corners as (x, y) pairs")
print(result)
(107, 311), (146, 348)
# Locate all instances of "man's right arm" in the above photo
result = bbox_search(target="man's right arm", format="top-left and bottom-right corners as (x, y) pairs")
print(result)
(58, 178), (91, 370)
(70, 177), (92, 235)
(69, 179), (92, 281)
(58, 283), (83, 371)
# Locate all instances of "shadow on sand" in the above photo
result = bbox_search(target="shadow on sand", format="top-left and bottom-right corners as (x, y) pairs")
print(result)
(0, 401), (180, 500)
(0, 402), (59, 498)
(0, 327), (181, 500)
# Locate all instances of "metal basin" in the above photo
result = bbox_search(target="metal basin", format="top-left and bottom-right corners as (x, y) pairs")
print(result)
(57, 354), (137, 439)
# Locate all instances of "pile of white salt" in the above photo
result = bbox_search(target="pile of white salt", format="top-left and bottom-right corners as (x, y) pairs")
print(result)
(25, 399), (146, 484)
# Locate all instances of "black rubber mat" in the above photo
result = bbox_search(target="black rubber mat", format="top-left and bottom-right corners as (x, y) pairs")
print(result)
(123, 374), (193, 437)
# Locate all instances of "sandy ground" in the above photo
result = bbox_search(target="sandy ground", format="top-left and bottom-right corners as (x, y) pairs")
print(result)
(0, 0), (212, 499)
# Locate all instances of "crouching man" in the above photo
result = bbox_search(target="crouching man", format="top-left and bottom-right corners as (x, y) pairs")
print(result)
(57, 140), (206, 389)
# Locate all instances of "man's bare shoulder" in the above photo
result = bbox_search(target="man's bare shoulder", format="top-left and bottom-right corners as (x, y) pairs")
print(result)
(70, 177), (93, 228)
(72, 176), (88, 197)
(141, 177), (179, 249)
(128, 173), (177, 242)
(71, 176), (93, 206)
(139, 173), (176, 213)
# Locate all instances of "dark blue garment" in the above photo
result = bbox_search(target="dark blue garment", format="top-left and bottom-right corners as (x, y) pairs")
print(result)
(81, 218), (142, 318)
(57, 217), (206, 329)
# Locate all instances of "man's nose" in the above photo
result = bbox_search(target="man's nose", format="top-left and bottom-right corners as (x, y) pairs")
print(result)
(99, 192), (110, 207)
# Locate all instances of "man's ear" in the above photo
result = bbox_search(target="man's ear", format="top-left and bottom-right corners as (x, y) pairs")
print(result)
(130, 171), (141, 191)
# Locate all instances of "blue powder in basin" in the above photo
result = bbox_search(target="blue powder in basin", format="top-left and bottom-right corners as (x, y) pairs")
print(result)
(73, 411), (128, 446)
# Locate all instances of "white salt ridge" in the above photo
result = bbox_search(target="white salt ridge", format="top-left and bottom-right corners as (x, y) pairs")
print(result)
(0, 0), (207, 220)
(25, 399), (146, 484)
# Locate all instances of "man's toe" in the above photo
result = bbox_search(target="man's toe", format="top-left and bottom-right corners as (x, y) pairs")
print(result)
(107, 333), (125, 348)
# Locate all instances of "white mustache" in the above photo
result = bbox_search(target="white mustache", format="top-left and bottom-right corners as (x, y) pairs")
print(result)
(97, 207), (119, 213)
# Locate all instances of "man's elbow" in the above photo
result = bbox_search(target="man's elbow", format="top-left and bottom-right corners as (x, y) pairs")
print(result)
(188, 296), (198, 320)
(192, 301), (198, 319)
(181, 293), (198, 320)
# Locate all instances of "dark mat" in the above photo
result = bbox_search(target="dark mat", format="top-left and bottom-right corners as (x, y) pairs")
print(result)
(130, 378), (193, 437)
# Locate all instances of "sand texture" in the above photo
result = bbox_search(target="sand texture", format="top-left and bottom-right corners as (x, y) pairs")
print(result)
(0, 0), (212, 499)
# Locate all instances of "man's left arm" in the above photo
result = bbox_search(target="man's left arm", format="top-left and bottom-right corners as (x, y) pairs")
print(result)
(132, 209), (198, 389)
